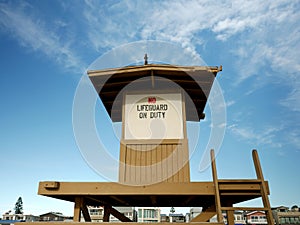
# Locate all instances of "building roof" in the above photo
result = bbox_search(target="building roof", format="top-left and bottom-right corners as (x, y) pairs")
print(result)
(39, 212), (67, 217)
(169, 213), (184, 217)
(245, 211), (265, 216)
(271, 206), (289, 210)
(88, 64), (221, 122)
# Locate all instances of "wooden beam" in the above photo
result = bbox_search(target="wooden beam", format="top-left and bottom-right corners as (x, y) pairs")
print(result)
(226, 210), (235, 225)
(73, 197), (82, 222)
(73, 197), (91, 222)
(81, 203), (91, 222)
(103, 205), (111, 222)
(252, 150), (274, 225)
(110, 195), (129, 205)
(191, 206), (216, 222)
(109, 207), (132, 222)
(210, 149), (223, 223)
(150, 196), (157, 205)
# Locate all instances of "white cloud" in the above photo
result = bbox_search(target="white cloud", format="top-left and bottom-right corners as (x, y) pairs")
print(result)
(280, 80), (300, 112)
(1, 0), (299, 113)
(83, 0), (148, 52)
(228, 124), (283, 148)
(0, 2), (85, 73)
(226, 100), (235, 107)
(287, 129), (300, 150)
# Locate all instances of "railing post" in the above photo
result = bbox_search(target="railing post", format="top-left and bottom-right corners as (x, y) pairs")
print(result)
(211, 149), (223, 223)
(252, 149), (274, 225)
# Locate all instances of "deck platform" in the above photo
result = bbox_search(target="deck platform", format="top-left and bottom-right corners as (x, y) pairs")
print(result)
(38, 180), (269, 208)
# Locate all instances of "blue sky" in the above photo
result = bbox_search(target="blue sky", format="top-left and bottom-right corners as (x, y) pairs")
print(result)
(1, 0), (300, 217)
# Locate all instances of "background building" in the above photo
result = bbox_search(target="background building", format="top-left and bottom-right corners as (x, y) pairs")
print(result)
(83, 206), (136, 222)
(245, 211), (266, 224)
(137, 207), (160, 223)
(272, 206), (300, 225)
(160, 214), (169, 222)
(39, 212), (71, 221)
(188, 207), (202, 222)
(87, 206), (103, 222)
(1, 211), (39, 224)
(110, 207), (137, 222)
(169, 213), (185, 223)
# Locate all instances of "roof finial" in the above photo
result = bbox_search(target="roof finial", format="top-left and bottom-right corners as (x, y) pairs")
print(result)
(144, 53), (148, 65)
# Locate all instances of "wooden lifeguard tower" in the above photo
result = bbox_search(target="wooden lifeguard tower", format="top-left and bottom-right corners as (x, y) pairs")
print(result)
(21, 62), (274, 225)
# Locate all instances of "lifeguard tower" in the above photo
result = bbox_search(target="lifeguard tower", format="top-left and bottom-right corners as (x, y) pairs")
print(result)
(21, 60), (274, 225)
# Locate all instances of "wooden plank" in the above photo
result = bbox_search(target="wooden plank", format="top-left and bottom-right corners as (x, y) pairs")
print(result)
(218, 179), (262, 183)
(172, 144), (179, 182)
(162, 144), (167, 182)
(151, 144), (157, 183)
(191, 212), (216, 222)
(119, 144), (126, 183)
(125, 146), (131, 183)
(73, 197), (82, 222)
(210, 149), (223, 223)
(103, 205), (111, 222)
(226, 210), (234, 225)
(182, 140), (190, 182)
(39, 181), (216, 195)
(156, 144), (162, 182)
(109, 206), (132, 222)
(136, 145), (141, 184)
(145, 144), (151, 183)
(252, 149), (274, 225)
(81, 202), (91, 222)
(219, 183), (262, 191)
(191, 206), (216, 222)
(130, 145), (136, 183)
(167, 144), (173, 182)
(140, 144), (146, 184)
(178, 144), (184, 182)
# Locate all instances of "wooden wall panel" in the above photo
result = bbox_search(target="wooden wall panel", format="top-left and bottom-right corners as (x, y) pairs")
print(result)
(119, 142), (190, 185)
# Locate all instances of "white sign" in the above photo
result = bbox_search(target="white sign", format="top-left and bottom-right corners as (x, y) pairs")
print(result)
(124, 93), (184, 139)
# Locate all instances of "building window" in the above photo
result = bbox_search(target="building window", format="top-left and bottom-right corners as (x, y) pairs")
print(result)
(235, 215), (242, 220)
(251, 216), (258, 222)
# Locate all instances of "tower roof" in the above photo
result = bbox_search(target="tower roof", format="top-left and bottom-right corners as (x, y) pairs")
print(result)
(88, 64), (221, 122)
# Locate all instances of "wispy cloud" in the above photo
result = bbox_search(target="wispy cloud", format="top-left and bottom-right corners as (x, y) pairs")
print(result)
(83, 0), (148, 52)
(228, 124), (283, 148)
(280, 80), (300, 112)
(138, 0), (300, 113)
(1, 0), (299, 112)
(0, 1), (85, 73)
(226, 100), (235, 107)
(139, 0), (300, 75)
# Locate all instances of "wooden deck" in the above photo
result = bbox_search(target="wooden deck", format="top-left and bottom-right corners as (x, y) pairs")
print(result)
(26, 150), (274, 224)
(38, 180), (269, 208)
